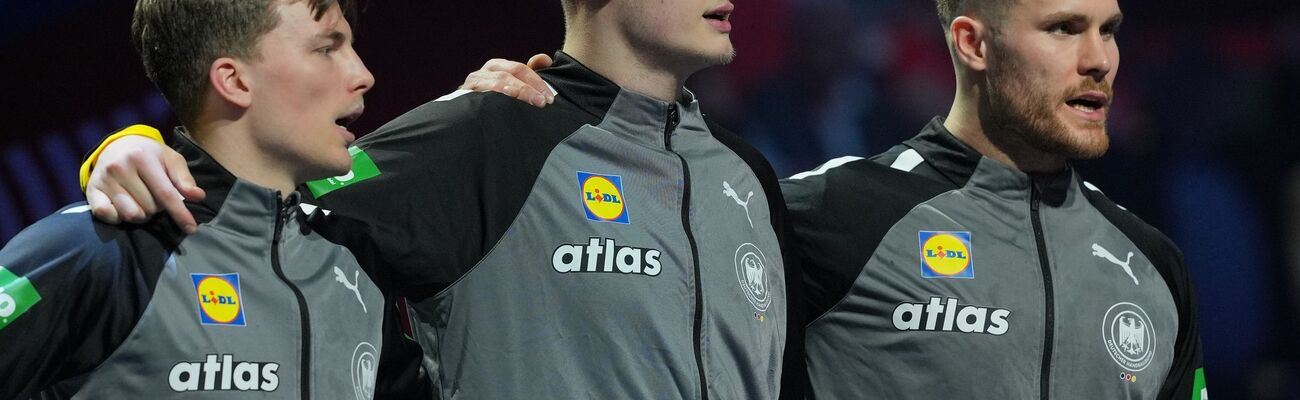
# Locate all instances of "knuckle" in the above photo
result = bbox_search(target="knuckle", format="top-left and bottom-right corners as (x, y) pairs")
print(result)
(125, 150), (151, 164)
(105, 162), (129, 176)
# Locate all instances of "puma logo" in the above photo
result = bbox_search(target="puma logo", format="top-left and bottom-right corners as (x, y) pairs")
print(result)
(1091, 243), (1139, 286)
(722, 181), (754, 228)
(333, 266), (367, 312)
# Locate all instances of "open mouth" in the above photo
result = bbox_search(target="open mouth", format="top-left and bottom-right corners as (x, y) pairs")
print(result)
(704, 11), (730, 21)
(335, 107), (363, 128)
(1065, 93), (1108, 114)
(704, 4), (733, 22)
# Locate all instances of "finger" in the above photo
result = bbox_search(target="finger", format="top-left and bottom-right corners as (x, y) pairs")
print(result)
(491, 74), (546, 107)
(494, 71), (522, 98)
(87, 188), (121, 224)
(161, 194), (198, 234)
(513, 57), (554, 104)
(145, 153), (198, 234)
(459, 70), (487, 90)
(526, 53), (553, 70)
(482, 58), (521, 73)
(511, 78), (549, 108)
(163, 148), (205, 201)
(105, 159), (159, 221)
(109, 188), (148, 224)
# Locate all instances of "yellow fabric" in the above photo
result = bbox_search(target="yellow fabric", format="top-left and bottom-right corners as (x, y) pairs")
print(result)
(79, 124), (165, 191)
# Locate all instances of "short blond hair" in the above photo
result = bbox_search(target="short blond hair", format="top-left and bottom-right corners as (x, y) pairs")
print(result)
(933, 0), (1017, 36)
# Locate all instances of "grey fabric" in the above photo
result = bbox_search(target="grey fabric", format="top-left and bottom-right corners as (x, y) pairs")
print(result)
(805, 157), (1178, 399)
(74, 180), (385, 399)
(409, 88), (787, 399)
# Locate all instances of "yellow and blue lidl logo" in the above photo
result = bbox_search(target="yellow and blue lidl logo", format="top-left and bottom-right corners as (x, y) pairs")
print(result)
(190, 273), (246, 326)
(577, 171), (629, 224)
(918, 231), (974, 279)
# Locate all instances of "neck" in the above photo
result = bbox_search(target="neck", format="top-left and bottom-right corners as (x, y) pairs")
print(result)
(191, 120), (297, 199)
(944, 82), (1068, 174)
(562, 17), (691, 102)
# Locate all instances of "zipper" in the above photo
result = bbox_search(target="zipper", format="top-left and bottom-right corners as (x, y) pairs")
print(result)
(664, 104), (708, 400)
(1030, 181), (1054, 400)
(271, 193), (312, 400)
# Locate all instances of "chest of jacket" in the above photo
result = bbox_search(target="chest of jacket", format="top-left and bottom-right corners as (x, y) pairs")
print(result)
(74, 183), (384, 399)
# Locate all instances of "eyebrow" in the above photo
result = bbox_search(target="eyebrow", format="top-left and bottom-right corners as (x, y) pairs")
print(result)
(1041, 11), (1124, 27)
(1103, 13), (1124, 28)
(314, 30), (350, 45)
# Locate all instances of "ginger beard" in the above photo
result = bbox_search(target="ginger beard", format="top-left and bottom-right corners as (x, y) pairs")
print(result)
(981, 41), (1114, 162)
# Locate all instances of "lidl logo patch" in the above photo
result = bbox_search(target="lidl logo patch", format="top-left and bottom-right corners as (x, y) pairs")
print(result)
(191, 273), (247, 326)
(918, 231), (974, 279)
(577, 172), (629, 224)
(0, 266), (41, 330)
(306, 146), (381, 198)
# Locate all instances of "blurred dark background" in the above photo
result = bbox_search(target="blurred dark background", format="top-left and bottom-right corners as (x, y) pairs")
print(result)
(1, 1), (1295, 397)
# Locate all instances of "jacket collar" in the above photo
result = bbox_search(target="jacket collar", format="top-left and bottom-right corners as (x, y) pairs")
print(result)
(907, 116), (1076, 206)
(539, 51), (707, 149)
(171, 128), (298, 233)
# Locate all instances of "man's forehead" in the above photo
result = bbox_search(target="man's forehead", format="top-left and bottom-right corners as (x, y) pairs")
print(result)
(1011, 0), (1121, 17)
(273, 1), (349, 39)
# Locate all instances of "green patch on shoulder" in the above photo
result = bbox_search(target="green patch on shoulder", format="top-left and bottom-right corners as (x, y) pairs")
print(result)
(306, 146), (382, 198)
(1192, 368), (1207, 400)
(0, 266), (42, 330)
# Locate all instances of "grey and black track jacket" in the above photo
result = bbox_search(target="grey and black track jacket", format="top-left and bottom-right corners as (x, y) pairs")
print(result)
(0, 132), (385, 399)
(306, 52), (801, 399)
(782, 117), (1205, 399)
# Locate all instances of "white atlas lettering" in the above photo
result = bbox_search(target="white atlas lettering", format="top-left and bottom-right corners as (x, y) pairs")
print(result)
(892, 297), (1011, 336)
(551, 238), (663, 277)
(169, 354), (280, 392)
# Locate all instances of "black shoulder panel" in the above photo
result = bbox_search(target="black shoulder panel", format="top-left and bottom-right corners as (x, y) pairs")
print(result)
(1080, 183), (1203, 399)
(310, 91), (598, 299)
(781, 160), (952, 322)
(705, 119), (807, 400)
(0, 204), (170, 398)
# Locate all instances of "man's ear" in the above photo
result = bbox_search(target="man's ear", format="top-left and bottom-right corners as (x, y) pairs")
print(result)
(951, 16), (990, 72)
(208, 57), (252, 108)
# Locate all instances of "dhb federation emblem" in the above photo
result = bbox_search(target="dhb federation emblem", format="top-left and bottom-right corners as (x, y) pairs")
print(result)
(734, 243), (771, 312)
(352, 342), (377, 400)
(1102, 302), (1156, 371)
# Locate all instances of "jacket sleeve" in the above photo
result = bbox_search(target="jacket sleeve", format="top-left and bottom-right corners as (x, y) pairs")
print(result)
(1158, 249), (1207, 400)
(302, 95), (492, 299)
(1081, 184), (1208, 400)
(0, 205), (146, 399)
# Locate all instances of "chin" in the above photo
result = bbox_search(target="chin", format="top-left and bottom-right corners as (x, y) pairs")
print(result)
(713, 47), (737, 65)
(327, 157), (354, 177)
(1055, 122), (1111, 160)
(309, 152), (354, 181)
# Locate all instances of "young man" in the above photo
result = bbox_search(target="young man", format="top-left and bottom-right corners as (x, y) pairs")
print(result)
(457, 0), (1207, 397)
(782, 0), (1206, 398)
(0, 0), (389, 398)
(80, 0), (802, 398)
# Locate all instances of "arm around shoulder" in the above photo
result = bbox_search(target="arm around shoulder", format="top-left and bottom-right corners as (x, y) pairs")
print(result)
(0, 205), (146, 398)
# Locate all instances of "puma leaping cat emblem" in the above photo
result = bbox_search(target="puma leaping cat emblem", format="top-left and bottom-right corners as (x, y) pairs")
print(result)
(722, 181), (754, 228)
(333, 266), (368, 312)
(1091, 243), (1139, 286)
